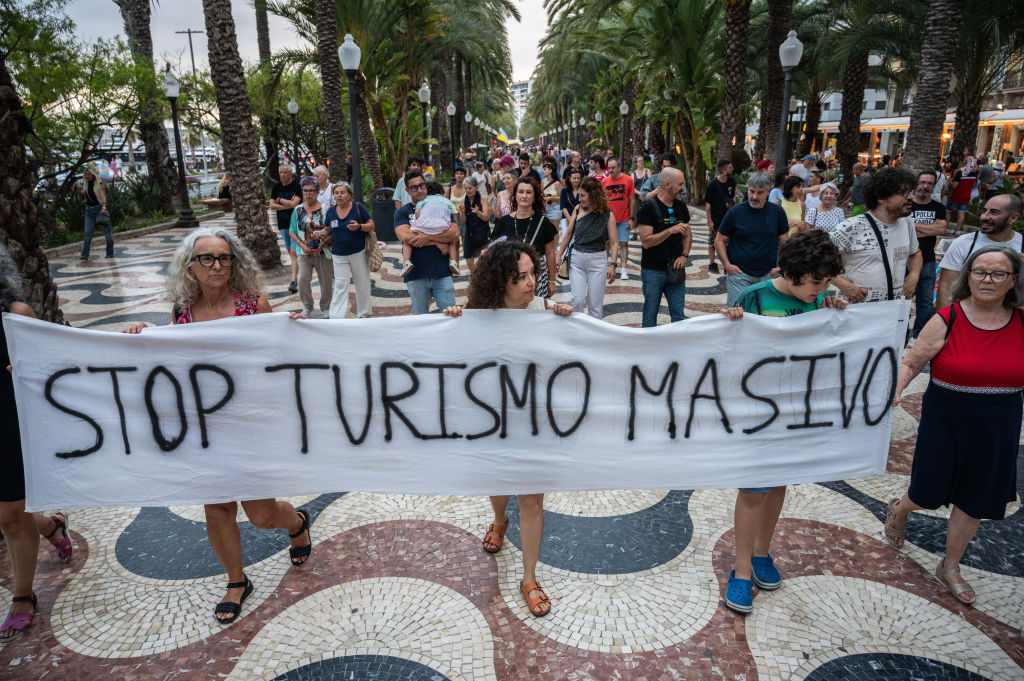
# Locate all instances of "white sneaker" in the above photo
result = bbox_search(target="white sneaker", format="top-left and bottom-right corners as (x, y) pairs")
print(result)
(399, 260), (414, 277)
(620, 269), (628, 280)
(300, 309), (311, 317)
(448, 259), (460, 276)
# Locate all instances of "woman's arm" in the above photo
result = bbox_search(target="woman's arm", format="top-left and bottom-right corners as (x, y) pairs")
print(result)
(894, 314), (947, 404)
(605, 213), (619, 282)
(98, 183), (107, 212)
(544, 238), (557, 295)
(557, 209), (578, 260)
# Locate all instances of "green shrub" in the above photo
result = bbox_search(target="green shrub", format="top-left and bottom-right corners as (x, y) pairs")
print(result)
(731, 146), (752, 173)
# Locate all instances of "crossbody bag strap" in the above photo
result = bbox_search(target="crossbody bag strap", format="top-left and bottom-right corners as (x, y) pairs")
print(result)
(966, 230), (979, 257)
(864, 212), (895, 301)
(528, 215), (542, 246)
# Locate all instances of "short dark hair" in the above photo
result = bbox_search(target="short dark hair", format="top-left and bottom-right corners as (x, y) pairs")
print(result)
(864, 167), (915, 209)
(783, 176), (803, 200)
(778, 230), (844, 285)
(1002, 193), (1023, 218)
(590, 154), (606, 170)
(658, 153), (676, 166)
(404, 169), (424, 186)
(917, 169), (937, 182)
(716, 158), (732, 172)
(519, 152), (531, 161)
(425, 180), (444, 196)
(773, 171), (787, 188)
(406, 156), (424, 169)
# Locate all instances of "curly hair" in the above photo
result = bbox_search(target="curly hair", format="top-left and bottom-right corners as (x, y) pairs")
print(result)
(777, 230), (843, 285)
(579, 176), (608, 214)
(466, 241), (540, 310)
(864, 167), (915, 210)
(167, 227), (265, 307)
(509, 176), (545, 216)
(0, 242), (25, 313)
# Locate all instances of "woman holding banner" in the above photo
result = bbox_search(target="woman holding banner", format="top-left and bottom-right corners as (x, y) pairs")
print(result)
(887, 244), (1024, 605)
(443, 240), (572, 617)
(1, 245), (77, 643)
(123, 227), (313, 624)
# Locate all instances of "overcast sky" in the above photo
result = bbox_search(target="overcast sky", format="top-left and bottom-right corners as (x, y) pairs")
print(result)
(65, 0), (545, 82)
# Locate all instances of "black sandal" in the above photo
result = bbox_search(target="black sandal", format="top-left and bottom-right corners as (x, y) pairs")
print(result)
(213, 575), (254, 625)
(289, 509), (312, 567)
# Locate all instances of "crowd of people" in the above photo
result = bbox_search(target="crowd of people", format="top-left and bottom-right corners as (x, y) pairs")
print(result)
(2, 140), (1022, 641)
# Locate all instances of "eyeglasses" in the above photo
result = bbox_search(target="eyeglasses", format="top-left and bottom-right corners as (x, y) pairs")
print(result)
(407, 182), (426, 191)
(302, 188), (316, 193)
(192, 253), (236, 268)
(969, 269), (1014, 283)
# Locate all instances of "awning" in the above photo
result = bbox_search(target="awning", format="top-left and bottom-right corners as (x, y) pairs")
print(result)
(982, 108), (1024, 124)
(862, 116), (910, 129)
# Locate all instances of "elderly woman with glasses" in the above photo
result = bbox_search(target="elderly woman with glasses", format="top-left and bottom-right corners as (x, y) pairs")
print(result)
(887, 245), (1024, 605)
(290, 176), (333, 317)
(123, 227), (313, 624)
(804, 182), (844, 231)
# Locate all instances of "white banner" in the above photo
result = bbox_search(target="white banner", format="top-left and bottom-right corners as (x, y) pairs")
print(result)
(5, 302), (909, 511)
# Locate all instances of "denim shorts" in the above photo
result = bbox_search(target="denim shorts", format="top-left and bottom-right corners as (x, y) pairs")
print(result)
(279, 228), (294, 251)
(616, 221), (630, 243)
(946, 201), (969, 212)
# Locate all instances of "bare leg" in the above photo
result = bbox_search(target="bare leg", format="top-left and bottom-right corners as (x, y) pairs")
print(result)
(941, 505), (981, 602)
(752, 486), (787, 557)
(466, 257), (476, 274)
(0, 501), (40, 635)
(204, 502), (245, 621)
(733, 491), (768, 580)
(289, 251), (299, 283)
(240, 498), (307, 559)
(619, 240), (629, 272)
(517, 493), (550, 615)
(885, 493), (926, 547)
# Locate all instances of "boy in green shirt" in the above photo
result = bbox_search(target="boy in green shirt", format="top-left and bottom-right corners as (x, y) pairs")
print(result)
(719, 230), (847, 614)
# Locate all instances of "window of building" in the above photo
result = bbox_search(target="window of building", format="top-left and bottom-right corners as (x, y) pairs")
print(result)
(874, 101), (885, 110)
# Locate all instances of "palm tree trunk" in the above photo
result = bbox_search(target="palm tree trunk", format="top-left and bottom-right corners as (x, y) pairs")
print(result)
(115, 0), (176, 215)
(902, 0), (964, 175)
(800, 97), (822, 156)
(315, 0), (347, 182)
(201, 0), (279, 269)
(0, 57), (65, 323)
(754, 90), (769, 161)
(718, 0), (751, 163)
(650, 121), (665, 157)
(436, 61), (453, 173)
(355, 72), (383, 190)
(837, 49), (868, 195)
(631, 114), (646, 165)
(949, 99), (980, 168)
(254, 0), (271, 64)
(763, 0), (794, 164)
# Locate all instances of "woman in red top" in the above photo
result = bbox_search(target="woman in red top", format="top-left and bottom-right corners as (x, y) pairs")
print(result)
(124, 227), (313, 624)
(887, 245), (1024, 605)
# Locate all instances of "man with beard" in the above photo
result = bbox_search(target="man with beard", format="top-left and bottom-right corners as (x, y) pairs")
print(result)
(936, 193), (1023, 310)
(829, 167), (922, 303)
(908, 170), (948, 336)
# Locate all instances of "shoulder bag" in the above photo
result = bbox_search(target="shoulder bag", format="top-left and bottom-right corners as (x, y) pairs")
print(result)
(559, 206), (580, 279)
(357, 203), (383, 272)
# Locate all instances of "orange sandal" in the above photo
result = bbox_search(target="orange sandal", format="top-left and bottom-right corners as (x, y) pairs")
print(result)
(520, 581), (551, 617)
(482, 519), (509, 553)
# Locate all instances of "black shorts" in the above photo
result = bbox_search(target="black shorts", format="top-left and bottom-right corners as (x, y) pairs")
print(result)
(0, 403), (25, 502)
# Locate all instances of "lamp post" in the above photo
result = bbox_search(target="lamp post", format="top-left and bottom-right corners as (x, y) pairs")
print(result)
(446, 101), (456, 172)
(417, 81), (431, 167)
(594, 111), (603, 149)
(474, 117), (481, 150)
(162, 69), (197, 228)
(579, 115), (586, 152)
(338, 34), (363, 203)
(789, 98), (800, 161)
(775, 29), (804, 172)
(619, 100), (629, 161)
(287, 97), (299, 173)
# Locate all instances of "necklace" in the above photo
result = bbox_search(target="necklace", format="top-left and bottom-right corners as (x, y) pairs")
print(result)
(511, 213), (534, 241)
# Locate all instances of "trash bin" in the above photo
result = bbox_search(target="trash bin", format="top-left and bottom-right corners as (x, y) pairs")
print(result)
(371, 187), (397, 242)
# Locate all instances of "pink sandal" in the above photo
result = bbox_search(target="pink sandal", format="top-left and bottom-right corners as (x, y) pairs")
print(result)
(45, 513), (72, 563)
(0, 593), (37, 643)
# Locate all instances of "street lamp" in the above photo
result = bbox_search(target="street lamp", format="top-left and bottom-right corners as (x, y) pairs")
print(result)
(619, 100), (629, 161)
(338, 33), (363, 203)
(789, 98), (800, 161)
(162, 68), (197, 228)
(775, 29), (804, 171)
(417, 81), (431, 166)
(287, 97), (300, 174)
(446, 101), (456, 171)
(474, 117), (481, 148)
(464, 111), (473, 153)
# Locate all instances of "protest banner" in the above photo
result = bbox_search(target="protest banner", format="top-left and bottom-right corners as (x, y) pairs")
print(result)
(4, 301), (909, 511)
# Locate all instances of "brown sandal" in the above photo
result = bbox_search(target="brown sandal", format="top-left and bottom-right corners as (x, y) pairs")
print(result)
(482, 519), (509, 553)
(519, 581), (551, 617)
(935, 558), (976, 605)
(883, 499), (905, 548)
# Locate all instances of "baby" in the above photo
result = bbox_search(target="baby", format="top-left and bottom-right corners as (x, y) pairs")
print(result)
(400, 180), (460, 277)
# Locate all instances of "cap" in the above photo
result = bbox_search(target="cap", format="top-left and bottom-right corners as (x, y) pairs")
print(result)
(802, 154), (815, 161)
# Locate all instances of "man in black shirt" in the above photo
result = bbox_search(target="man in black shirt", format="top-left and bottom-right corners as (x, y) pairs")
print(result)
(561, 151), (584, 181)
(909, 169), (948, 337)
(703, 158), (736, 274)
(637, 167), (692, 327)
(515, 152), (541, 182)
(270, 164), (302, 292)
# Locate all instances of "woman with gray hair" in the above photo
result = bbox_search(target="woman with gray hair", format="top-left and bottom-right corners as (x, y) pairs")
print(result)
(290, 176), (333, 317)
(123, 227), (313, 624)
(804, 182), (844, 231)
(325, 181), (374, 319)
(0, 245), (76, 643)
(886, 245), (1024, 605)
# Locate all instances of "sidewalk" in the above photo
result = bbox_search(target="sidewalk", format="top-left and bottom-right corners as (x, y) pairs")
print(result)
(1, 215), (1021, 681)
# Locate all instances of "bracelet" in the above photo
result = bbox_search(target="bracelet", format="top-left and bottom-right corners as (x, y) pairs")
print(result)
(608, 262), (617, 268)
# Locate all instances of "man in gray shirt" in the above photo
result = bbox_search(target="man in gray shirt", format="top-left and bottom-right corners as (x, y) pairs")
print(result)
(846, 163), (867, 216)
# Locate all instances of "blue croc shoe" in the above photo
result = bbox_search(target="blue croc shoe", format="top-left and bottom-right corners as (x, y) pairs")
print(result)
(751, 555), (782, 590)
(725, 571), (753, 614)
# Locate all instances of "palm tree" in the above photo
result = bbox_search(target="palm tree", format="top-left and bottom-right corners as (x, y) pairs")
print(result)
(201, 0), (280, 269)
(718, 0), (751, 162)
(315, 0), (347, 181)
(761, 0), (794, 164)
(113, 0), (177, 215)
(0, 56), (66, 323)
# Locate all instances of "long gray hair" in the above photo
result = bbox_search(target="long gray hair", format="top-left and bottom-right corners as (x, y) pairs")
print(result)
(0, 242), (25, 314)
(950, 244), (1024, 308)
(166, 227), (264, 307)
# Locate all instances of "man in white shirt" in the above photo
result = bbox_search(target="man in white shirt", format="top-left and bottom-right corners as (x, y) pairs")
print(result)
(829, 167), (922, 303)
(789, 154), (815, 185)
(935, 194), (1023, 309)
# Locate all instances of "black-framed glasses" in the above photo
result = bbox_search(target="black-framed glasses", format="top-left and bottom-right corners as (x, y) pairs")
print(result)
(301, 188), (316, 193)
(969, 269), (1013, 283)
(407, 182), (426, 191)
(192, 253), (236, 268)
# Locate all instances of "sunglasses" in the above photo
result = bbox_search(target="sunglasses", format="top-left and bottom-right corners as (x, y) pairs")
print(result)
(407, 182), (426, 191)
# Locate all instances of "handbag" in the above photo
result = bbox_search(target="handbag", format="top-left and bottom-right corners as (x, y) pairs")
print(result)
(559, 206), (580, 279)
(354, 203), (382, 272)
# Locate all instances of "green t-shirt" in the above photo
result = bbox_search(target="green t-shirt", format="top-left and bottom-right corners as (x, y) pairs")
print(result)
(735, 279), (825, 317)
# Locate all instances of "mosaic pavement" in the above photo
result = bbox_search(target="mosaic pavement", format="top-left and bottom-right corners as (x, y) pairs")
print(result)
(1, 213), (1022, 680)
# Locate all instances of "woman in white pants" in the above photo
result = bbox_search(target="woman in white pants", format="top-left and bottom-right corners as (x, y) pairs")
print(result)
(556, 177), (618, 319)
(324, 182), (374, 319)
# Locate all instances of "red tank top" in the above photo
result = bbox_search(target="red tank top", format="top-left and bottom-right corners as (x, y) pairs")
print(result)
(930, 303), (1024, 391)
